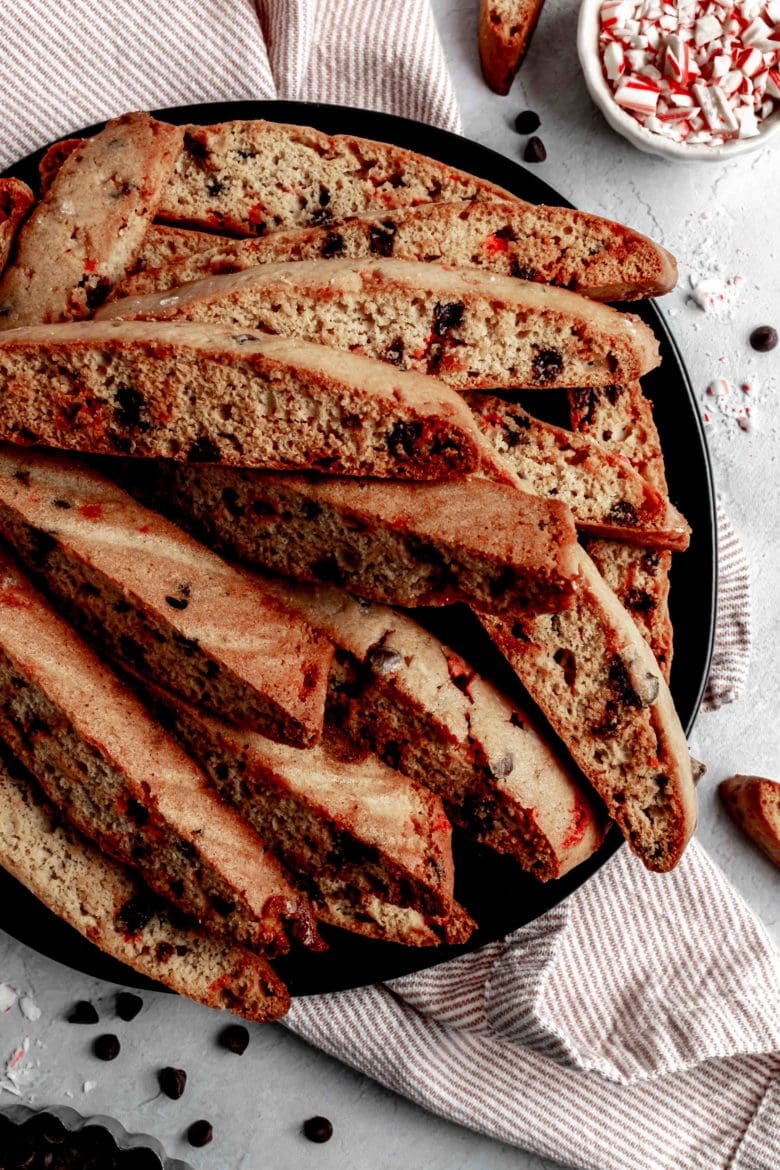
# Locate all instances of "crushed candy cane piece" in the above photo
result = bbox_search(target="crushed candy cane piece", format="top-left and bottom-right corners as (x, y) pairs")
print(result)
(19, 996), (41, 1023)
(0, 985), (16, 1013)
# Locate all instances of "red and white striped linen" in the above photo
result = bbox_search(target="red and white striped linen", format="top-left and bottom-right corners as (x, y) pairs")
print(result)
(1, 4), (772, 1166)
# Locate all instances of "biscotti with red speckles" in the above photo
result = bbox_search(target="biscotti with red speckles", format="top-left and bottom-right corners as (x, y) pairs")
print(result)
(720, 775), (780, 869)
(569, 381), (674, 679)
(481, 544), (695, 872)
(470, 393), (690, 550)
(0, 114), (183, 328)
(125, 464), (579, 615)
(110, 199), (678, 304)
(0, 550), (318, 955)
(0, 749), (290, 1020)
(0, 320), (482, 478)
(100, 258), (661, 390)
(0, 445), (333, 747)
(257, 576), (605, 881)
(0, 179), (34, 276)
(479, 0), (545, 93)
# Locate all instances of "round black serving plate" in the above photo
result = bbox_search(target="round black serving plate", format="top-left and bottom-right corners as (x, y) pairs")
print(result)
(0, 101), (716, 997)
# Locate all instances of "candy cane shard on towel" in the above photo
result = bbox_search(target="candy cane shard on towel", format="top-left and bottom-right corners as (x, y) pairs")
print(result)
(98, 258), (661, 390)
(0, 749), (291, 1021)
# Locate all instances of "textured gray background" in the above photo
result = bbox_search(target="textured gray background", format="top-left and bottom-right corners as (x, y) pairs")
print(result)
(0, 2), (778, 1167)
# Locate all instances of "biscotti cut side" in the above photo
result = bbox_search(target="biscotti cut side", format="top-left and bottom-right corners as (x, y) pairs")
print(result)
(159, 118), (515, 235)
(319, 896), (474, 946)
(0, 551), (318, 954)
(720, 774), (780, 868)
(127, 464), (579, 615)
(0, 114), (183, 328)
(0, 180), (34, 276)
(0, 445), (333, 746)
(100, 258), (661, 390)
(470, 394), (690, 550)
(569, 381), (674, 678)
(0, 751), (290, 1021)
(111, 199), (678, 304)
(482, 545), (696, 871)
(479, 0), (545, 93)
(135, 224), (232, 272)
(258, 576), (605, 880)
(0, 321), (481, 478)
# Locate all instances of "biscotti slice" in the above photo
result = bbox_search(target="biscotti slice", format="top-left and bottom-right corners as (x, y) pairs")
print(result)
(158, 118), (515, 235)
(479, 0), (545, 93)
(481, 545), (696, 871)
(258, 576), (605, 881)
(100, 258), (661, 390)
(0, 114), (183, 328)
(720, 775), (780, 869)
(128, 464), (579, 615)
(320, 897), (473, 946)
(0, 321), (481, 478)
(0, 180), (34, 276)
(111, 199), (678, 304)
(569, 381), (674, 678)
(0, 550), (318, 955)
(0, 750), (290, 1021)
(38, 138), (84, 195)
(135, 224), (231, 272)
(0, 445), (333, 746)
(470, 394), (690, 550)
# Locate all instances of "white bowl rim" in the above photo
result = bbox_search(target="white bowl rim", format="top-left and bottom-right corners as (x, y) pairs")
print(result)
(577, 0), (780, 161)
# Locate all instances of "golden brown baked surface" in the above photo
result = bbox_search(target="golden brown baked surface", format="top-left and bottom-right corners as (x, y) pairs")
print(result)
(479, 0), (546, 94)
(720, 775), (780, 868)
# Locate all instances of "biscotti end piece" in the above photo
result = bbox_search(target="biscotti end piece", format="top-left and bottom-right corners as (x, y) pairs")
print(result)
(0, 752), (290, 1021)
(130, 464), (580, 615)
(99, 257), (662, 390)
(0, 320), (482, 479)
(0, 114), (183, 329)
(0, 444), (333, 747)
(720, 775), (780, 868)
(0, 179), (35, 275)
(479, 0), (545, 94)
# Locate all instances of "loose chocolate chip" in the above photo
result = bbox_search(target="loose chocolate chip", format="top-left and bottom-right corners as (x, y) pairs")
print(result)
(303, 1116), (333, 1144)
(187, 436), (221, 463)
(187, 1120), (213, 1147)
(386, 418), (423, 458)
(320, 231), (345, 258)
(165, 594), (189, 610)
(749, 325), (778, 352)
(219, 1023), (249, 1054)
(93, 1033), (121, 1061)
(368, 221), (397, 257)
(115, 991), (143, 1021)
(531, 347), (563, 384)
(523, 136), (547, 163)
(432, 300), (465, 338)
(514, 110), (541, 134)
(68, 1000), (99, 1024)
(159, 1066), (188, 1099)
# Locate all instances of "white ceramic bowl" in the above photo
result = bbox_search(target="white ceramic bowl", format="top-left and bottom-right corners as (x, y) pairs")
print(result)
(577, 0), (780, 160)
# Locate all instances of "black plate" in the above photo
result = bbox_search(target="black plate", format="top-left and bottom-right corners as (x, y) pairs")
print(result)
(0, 101), (716, 996)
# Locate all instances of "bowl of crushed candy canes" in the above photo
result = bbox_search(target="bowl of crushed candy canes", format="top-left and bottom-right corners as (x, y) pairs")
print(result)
(578, 0), (780, 159)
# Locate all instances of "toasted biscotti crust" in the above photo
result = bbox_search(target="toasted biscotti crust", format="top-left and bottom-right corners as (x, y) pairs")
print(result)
(482, 545), (696, 871)
(470, 394), (690, 550)
(125, 464), (579, 615)
(479, 0), (545, 93)
(0, 751), (290, 1021)
(257, 576), (605, 880)
(0, 445), (333, 746)
(720, 775), (780, 868)
(0, 550), (318, 954)
(569, 381), (674, 678)
(0, 114), (183, 328)
(111, 199), (678, 304)
(0, 320), (482, 478)
(0, 180), (34, 276)
(100, 258), (661, 390)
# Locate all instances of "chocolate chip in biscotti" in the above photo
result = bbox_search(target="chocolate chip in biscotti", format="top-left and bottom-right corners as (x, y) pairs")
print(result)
(219, 1023), (250, 1054)
(114, 384), (148, 432)
(321, 231), (345, 258)
(67, 1000), (99, 1024)
(187, 1120), (213, 1147)
(115, 991), (143, 1021)
(523, 136), (547, 163)
(510, 260), (538, 281)
(514, 110), (541, 134)
(368, 221), (397, 257)
(386, 419), (423, 458)
(531, 347), (564, 383)
(606, 499), (639, 527)
(93, 1033), (121, 1061)
(116, 893), (160, 935)
(159, 1065), (188, 1099)
(749, 325), (777, 351)
(187, 436), (222, 463)
(303, 1116), (333, 1144)
(384, 337), (405, 366)
(432, 300), (465, 338)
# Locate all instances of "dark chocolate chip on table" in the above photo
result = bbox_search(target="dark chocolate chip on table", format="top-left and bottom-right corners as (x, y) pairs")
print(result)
(523, 136), (547, 163)
(514, 110), (541, 134)
(159, 1065), (188, 1099)
(187, 1120), (214, 1147)
(749, 325), (777, 352)
(115, 991), (143, 1021)
(93, 1033), (121, 1061)
(67, 1000), (99, 1024)
(219, 1023), (249, 1054)
(303, 1116), (334, 1144)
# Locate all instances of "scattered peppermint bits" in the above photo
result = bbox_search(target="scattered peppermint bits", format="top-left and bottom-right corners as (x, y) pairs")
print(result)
(0, 984), (17, 1013)
(688, 271), (744, 312)
(705, 376), (756, 430)
(599, 0), (780, 145)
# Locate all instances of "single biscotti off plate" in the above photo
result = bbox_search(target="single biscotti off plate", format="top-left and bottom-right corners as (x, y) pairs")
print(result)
(0, 320), (482, 477)
(0, 749), (290, 1021)
(98, 258), (661, 390)
(123, 464), (580, 615)
(720, 775), (780, 868)
(0, 445), (333, 746)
